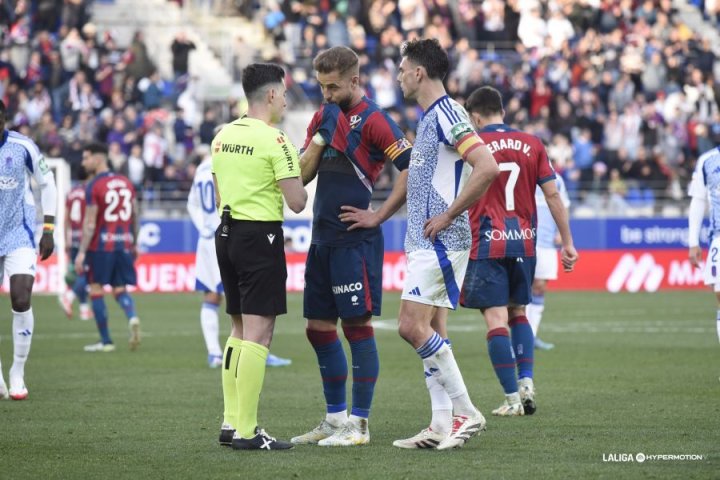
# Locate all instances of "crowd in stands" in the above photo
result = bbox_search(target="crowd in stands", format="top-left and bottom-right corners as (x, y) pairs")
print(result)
(1, 0), (719, 215)
(0, 0), (234, 205)
(255, 0), (720, 214)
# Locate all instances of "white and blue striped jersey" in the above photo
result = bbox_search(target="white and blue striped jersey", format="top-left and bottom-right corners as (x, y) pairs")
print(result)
(187, 160), (219, 240)
(689, 146), (720, 239)
(405, 95), (478, 253)
(535, 175), (570, 249)
(0, 130), (54, 256)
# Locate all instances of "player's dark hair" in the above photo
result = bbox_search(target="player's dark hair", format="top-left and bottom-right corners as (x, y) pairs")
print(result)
(242, 63), (286, 102)
(465, 86), (504, 118)
(83, 141), (109, 156)
(313, 46), (359, 76)
(400, 39), (449, 80)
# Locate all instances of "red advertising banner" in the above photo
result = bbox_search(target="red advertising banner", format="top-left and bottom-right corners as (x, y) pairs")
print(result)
(2, 250), (707, 294)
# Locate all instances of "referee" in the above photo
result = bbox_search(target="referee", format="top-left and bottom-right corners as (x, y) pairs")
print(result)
(211, 63), (306, 451)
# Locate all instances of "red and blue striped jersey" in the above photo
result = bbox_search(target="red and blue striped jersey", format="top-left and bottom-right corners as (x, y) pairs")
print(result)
(303, 96), (411, 246)
(66, 184), (86, 250)
(469, 124), (555, 259)
(85, 171), (136, 252)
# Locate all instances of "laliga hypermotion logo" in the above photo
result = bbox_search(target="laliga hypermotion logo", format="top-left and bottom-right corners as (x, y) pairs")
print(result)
(607, 253), (664, 293)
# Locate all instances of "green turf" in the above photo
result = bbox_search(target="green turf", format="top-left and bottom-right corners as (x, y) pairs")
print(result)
(0, 291), (718, 479)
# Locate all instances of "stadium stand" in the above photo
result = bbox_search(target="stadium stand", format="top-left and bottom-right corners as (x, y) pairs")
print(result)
(0, 0), (718, 217)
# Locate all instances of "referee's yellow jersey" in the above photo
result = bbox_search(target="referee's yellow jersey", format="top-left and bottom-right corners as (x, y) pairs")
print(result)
(211, 117), (300, 221)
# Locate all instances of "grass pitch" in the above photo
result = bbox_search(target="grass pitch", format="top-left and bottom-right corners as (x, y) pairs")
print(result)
(0, 291), (718, 479)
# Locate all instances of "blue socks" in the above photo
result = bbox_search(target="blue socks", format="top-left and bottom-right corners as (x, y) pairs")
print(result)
(114, 291), (137, 320)
(487, 328), (517, 394)
(72, 274), (88, 304)
(342, 325), (379, 419)
(509, 315), (535, 379)
(91, 294), (112, 344)
(307, 329), (347, 414)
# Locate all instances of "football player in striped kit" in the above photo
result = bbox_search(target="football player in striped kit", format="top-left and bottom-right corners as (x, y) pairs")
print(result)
(461, 86), (578, 417)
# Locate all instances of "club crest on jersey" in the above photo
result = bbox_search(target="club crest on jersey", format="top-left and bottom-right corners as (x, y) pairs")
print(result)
(396, 138), (411, 150)
(349, 115), (362, 129)
(4, 156), (12, 171)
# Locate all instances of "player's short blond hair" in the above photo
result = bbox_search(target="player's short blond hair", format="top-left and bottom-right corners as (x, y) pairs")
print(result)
(313, 46), (359, 77)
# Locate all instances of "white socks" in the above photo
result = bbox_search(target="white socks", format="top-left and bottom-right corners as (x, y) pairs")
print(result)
(10, 309), (34, 387)
(200, 303), (222, 357)
(423, 343), (477, 417)
(527, 303), (544, 337)
(425, 369), (452, 434)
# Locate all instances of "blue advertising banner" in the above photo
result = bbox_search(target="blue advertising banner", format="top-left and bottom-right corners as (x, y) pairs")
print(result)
(139, 218), (709, 253)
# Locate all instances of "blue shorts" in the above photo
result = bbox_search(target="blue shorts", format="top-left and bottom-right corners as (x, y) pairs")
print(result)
(87, 251), (137, 287)
(460, 257), (536, 309)
(304, 235), (383, 320)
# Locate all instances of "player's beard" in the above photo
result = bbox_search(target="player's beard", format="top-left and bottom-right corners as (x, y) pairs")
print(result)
(336, 94), (353, 111)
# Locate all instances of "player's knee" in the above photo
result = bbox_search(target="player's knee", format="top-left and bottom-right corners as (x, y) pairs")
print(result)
(205, 292), (222, 305)
(397, 318), (418, 343)
(10, 291), (32, 312)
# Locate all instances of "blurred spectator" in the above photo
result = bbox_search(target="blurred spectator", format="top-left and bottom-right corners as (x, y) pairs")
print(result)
(143, 122), (168, 183)
(124, 144), (146, 191)
(170, 31), (196, 78)
(199, 108), (218, 145)
(607, 168), (629, 215)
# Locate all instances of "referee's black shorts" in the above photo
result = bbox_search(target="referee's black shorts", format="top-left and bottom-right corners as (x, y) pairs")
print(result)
(215, 220), (287, 316)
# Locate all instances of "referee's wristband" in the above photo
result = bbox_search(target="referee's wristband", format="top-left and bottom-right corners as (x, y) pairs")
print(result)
(42, 223), (54, 234)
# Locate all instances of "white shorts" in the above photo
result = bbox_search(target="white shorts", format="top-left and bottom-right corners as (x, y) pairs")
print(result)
(704, 237), (720, 290)
(401, 249), (469, 309)
(194, 238), (223, 294)
(534, 247), (559, 281)
(0, 247), (37, 285)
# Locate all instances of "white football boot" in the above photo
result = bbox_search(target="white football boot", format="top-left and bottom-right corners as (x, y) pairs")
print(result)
(291, 420), (343, 445)
(518, 377), (536, 415)
(8, 376), (28, 401)
(436, 410), (487, 450)
(128, 317), (141, 351)
(393, 428), (447, 449)
(318, 419), (369, 447)
(492, 392), (525, 416)
(0, 376), (9, 400)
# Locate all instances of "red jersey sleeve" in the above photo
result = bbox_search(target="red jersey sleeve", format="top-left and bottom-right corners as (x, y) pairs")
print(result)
(302, 110), (323, 151)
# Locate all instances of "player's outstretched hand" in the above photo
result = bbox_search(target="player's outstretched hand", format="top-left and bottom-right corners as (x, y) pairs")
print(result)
(39, 232), (54, 260)
(339, 205), (379, 231)
(423, 212), (452, 243)
(561, 245), (579, 272)
(689, 246), (702, 268)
